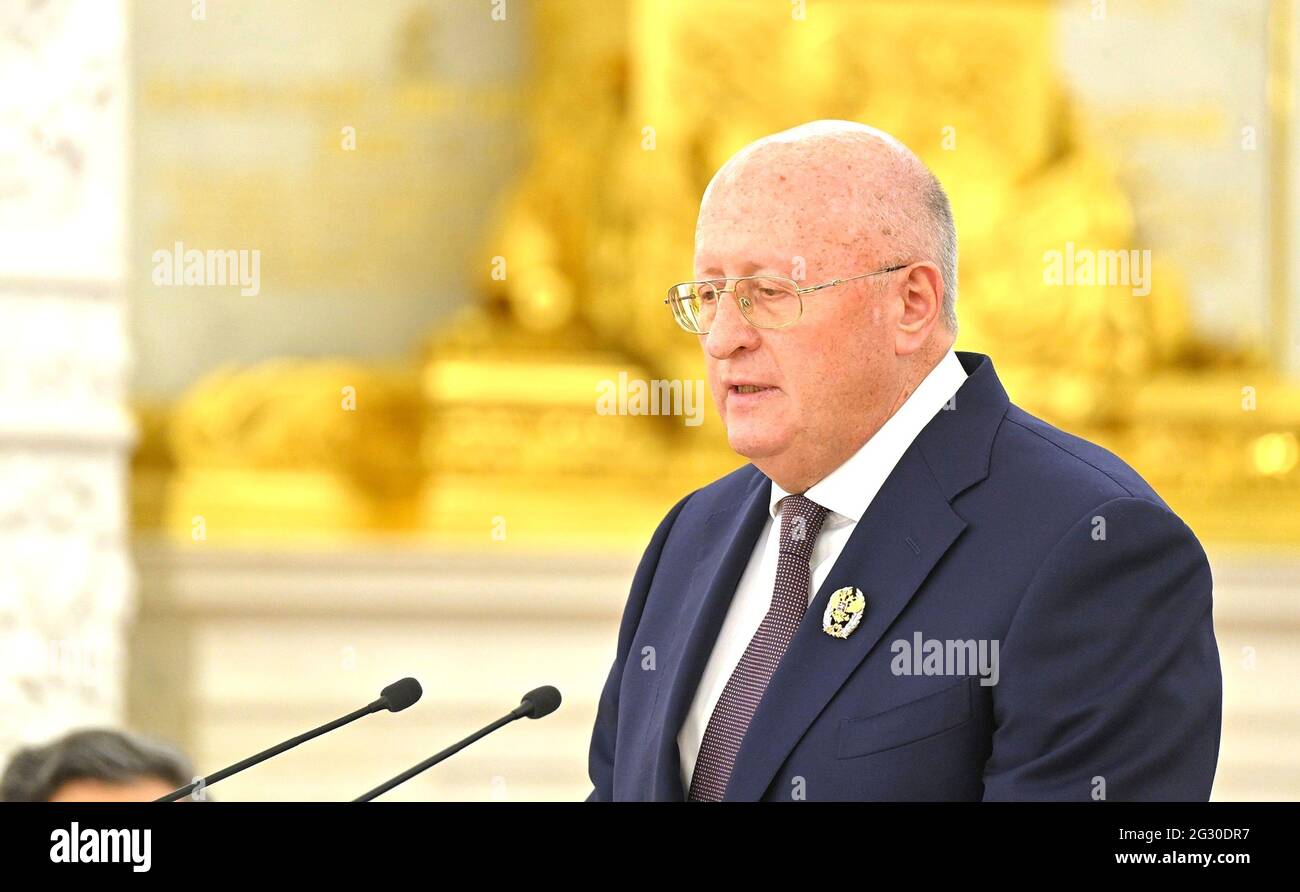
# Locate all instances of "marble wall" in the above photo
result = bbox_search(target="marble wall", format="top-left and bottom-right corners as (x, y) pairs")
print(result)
(128, 542), (631, 801)
(0, 0), (134, 759)
(129, 0), (527, 399)
(127, 541), (1300, 801)
(1057, 0), (1298, 373)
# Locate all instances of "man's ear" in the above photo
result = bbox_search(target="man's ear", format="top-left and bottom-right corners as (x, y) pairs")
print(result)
(894, 262), (944, 356)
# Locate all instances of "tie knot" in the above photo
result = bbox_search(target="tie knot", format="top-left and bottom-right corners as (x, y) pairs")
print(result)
(778, 494), (829, 557)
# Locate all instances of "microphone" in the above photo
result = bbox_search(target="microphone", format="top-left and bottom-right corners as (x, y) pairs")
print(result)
(353, 685), (561, 802)
(155, 677), (423, 802)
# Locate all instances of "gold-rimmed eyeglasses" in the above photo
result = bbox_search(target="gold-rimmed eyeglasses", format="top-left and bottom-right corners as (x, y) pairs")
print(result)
(664, 263), (911, 334)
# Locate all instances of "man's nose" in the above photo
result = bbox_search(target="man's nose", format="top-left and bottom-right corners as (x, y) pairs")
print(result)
(705, 289), (760, 359)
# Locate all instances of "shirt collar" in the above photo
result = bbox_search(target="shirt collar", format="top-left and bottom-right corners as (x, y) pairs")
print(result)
(769, 348), (968, 524)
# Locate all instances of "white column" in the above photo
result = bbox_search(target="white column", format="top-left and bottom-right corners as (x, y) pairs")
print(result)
(0, 0), (133, 758)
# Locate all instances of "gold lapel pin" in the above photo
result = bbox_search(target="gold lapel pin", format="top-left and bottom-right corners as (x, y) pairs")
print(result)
(823, 586), (866, 639)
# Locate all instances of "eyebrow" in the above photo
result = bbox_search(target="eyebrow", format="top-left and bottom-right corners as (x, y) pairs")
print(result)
(698, 259), (782, 277)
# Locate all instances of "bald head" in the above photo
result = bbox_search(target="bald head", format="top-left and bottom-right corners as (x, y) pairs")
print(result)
(697, 120), (957, 331)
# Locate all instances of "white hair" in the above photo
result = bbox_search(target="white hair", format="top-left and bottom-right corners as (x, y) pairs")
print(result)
(923, 168), (959, 332)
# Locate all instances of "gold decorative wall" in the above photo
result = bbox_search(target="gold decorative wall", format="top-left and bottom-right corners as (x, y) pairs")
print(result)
(133, 0), (1300, 547)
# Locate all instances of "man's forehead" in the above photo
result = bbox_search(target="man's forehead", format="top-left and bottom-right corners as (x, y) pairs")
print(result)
(698, 165), (882, 243)
(695, 200), (862, 272)
(704, 161), (855, 209)
(693, 238), (842, 276)
(693, 252), (796, 276)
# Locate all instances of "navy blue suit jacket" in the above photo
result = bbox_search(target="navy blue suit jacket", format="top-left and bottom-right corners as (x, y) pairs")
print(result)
(586, 351), (1222, 801)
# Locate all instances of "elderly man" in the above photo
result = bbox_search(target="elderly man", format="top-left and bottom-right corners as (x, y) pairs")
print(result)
(585, 120), (1222, 801)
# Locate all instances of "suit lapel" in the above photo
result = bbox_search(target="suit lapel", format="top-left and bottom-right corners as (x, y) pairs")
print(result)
(646, 470), (772, 800)
(723, 445), (967, 800)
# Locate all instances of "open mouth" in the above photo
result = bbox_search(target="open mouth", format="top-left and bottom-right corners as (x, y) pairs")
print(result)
(728, 384), (774, 403)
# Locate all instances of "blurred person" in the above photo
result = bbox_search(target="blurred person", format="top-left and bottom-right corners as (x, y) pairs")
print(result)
(586, 120), (1222, 801)
(2, 728), (194, 802)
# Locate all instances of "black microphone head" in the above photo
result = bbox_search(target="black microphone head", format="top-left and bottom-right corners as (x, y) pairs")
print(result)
(518, 686), (561, 719)
(380, 677), (422, 712)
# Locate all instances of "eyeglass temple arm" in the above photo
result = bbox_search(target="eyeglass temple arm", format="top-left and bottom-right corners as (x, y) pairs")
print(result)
(797, 263), (910, 294)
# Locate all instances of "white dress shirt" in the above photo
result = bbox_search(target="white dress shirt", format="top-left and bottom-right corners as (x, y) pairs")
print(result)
(677, 348), (968, 793)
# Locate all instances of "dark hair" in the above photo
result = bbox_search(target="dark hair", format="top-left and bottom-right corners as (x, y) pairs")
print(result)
(1, 728), (193, 802)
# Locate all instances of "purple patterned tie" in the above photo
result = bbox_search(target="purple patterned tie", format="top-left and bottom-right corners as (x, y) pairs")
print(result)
(687, 493), (830, 801)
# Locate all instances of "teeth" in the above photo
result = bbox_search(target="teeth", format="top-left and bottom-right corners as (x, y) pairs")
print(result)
(735, 385), (766, 393)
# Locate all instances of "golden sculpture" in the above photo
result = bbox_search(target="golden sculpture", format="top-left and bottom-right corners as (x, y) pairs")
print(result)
(133, 362), (423, 540)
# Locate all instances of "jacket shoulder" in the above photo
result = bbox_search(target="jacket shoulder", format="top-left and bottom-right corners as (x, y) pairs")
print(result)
(996, 405), (1170, 513)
